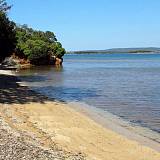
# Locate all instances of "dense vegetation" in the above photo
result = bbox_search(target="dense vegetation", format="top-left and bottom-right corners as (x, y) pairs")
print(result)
(0, 0), (65, 65)
(0, 0), (16, 61)
(15, 25), (65, 65)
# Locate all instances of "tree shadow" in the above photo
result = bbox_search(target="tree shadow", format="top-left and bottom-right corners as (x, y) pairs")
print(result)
(0, 74), (51, 104)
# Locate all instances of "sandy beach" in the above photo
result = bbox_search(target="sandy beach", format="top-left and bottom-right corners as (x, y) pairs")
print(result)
(0, 70), (160, 160)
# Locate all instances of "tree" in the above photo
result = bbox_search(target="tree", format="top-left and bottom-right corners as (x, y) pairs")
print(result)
(0, 1), (65, 64)
(0, 0), (11, 12)
(22, 39), (50, 64)
(0, 0), (16, 62)
(0, 12), (16, 61)
(15, 25), (66, 65)
(45, 31), (57, 42)
(50, 42), (65, 58)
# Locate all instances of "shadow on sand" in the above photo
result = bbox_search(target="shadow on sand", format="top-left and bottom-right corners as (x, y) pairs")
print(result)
(0, 74), (51, 104)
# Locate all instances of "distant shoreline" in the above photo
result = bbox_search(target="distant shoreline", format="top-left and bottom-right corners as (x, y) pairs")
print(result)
(67, 51), (160, 54)
(67, 47), (160, 54)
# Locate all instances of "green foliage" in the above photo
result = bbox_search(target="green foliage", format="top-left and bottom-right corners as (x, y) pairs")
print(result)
(0, 11), (16, 61)
(0, 0), (11, 12)
(24, 40), (48, 60)
(0, 0), (65, 64)
(0, 0), (16, 61)
(55, 47), (66, 58)
(15, 25), (66, 64)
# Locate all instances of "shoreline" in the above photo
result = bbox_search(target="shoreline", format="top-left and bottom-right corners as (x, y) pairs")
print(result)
(68, 102), (160, 152)
(0, 70), (85, 159)
(66, 52), (160, 55)
(0, 69), (160, 159)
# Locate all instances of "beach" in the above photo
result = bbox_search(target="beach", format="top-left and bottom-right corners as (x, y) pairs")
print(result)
(0, 70), (160, 160)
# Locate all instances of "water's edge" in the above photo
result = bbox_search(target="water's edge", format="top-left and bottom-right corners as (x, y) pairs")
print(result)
(68, 101), (160, 152)
(14, 53), (160, 152)
(15, 72), (160, 152)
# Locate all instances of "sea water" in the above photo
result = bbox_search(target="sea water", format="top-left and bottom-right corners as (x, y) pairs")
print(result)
(17, 53), (160, 135)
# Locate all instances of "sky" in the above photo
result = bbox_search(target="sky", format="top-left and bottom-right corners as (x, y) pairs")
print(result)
(7, 0), (160, 51)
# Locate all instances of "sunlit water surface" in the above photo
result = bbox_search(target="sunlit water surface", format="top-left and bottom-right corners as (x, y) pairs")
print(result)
(17, 53), (160, 134)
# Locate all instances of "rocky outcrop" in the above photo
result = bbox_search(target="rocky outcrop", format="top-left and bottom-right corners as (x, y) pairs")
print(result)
(1, 56), (31, 69)
(1, 55), (63, 69)
(50, 56), (63, 66)
(1, 57), (18, 67)
(55, 57), (63, 66)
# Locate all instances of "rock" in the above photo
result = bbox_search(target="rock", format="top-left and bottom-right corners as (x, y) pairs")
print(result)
(1, 57), (18, 67)
(55, 58), (63, 66)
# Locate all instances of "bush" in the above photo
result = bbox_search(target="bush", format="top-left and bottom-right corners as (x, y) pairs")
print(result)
(15, 25), (66, 65)
(0, 12), (16, 61)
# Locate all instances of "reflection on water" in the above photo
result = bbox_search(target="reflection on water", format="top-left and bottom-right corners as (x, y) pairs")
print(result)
(17, 53), (160, 133)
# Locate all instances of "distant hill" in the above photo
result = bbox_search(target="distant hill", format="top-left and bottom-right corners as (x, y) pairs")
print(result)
(69, 47), (160, 54)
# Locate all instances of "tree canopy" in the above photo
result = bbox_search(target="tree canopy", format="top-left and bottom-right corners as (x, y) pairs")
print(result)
(15, 25), (66, 64)
(0, 0), (65, 64)
(0, 0), (16, 62)
(0, 0), (11, 12)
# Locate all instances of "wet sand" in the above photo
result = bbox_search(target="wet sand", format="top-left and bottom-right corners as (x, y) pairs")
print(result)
(0, 70), (160, 160)
(68, 102), (160, 151)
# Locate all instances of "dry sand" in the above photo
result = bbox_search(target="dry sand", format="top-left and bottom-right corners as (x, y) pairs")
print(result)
(0, 70), (160, 160)
(0, 101), (159, 160)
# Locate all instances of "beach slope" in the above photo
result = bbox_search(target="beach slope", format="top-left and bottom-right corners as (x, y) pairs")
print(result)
(0, 71), (160, 160)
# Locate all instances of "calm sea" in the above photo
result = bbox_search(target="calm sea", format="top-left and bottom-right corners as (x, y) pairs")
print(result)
(18, 53), (160, 134)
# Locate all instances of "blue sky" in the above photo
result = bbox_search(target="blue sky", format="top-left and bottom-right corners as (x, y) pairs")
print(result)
(7, 0), (160, 51)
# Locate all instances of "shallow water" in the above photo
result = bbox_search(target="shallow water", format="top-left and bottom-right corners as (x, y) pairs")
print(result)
(17, 53), (160, 134)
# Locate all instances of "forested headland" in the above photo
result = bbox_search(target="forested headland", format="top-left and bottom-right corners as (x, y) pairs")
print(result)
(0, 0), (65, 67)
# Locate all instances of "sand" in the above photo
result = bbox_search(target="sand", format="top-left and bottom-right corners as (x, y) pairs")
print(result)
(0, 70), (160, 160)
(0, 101), (159, 160)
